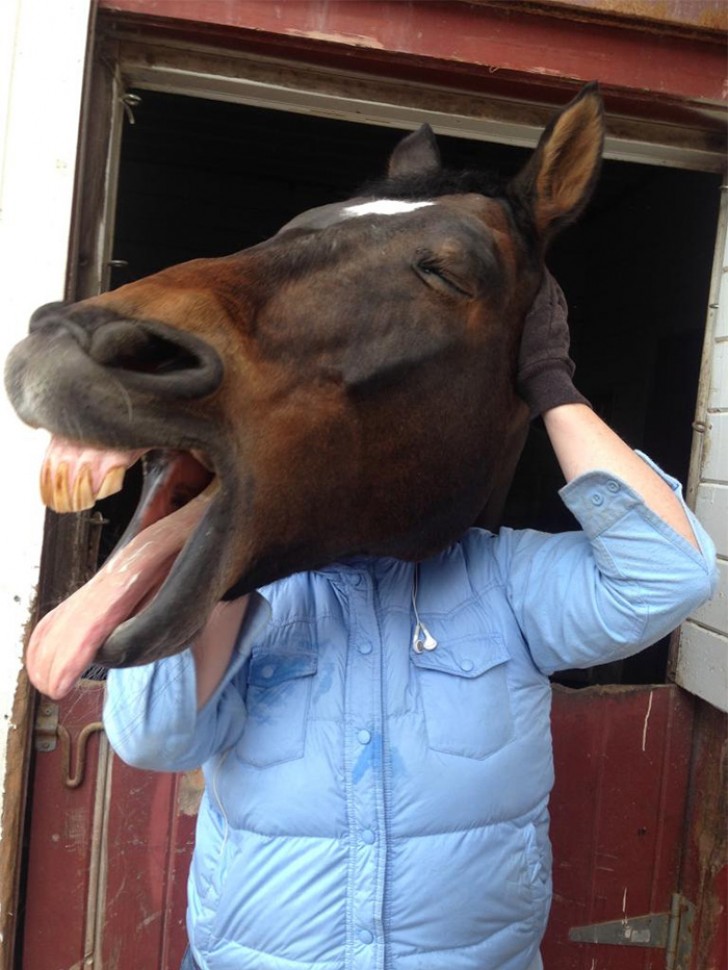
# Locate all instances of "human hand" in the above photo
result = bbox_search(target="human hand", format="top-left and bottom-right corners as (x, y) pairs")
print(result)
(517, 269), (591, 419)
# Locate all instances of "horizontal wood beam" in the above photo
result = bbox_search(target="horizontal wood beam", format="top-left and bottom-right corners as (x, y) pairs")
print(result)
(99, 0), (726, 106)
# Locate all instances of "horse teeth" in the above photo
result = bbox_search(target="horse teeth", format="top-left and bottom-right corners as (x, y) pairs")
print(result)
(96, 466), (126, 501)
(52, 462), (72, 513)
(39, 461), (53, 508)
(71, 466), (95, 512)
(39, 458), (127, 511)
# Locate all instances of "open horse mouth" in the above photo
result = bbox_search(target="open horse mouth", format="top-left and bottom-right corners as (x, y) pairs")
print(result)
(9, 85), (606, 700)
(27, 437), (219, 696)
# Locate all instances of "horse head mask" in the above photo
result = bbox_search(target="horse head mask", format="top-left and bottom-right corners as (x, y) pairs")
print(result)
(6, 84), (604, 693)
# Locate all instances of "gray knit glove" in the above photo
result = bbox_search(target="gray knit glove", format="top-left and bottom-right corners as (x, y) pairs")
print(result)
(517, 269), (591, 419)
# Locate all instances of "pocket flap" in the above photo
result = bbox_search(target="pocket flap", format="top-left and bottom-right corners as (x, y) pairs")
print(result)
(248, 650), (318, 688)
(410, 633), (509, 678)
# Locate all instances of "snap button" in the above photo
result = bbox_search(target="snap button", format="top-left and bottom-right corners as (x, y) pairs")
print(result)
(358, 929), (373, 944)
(459, 658), (474, 673)
(607, 480), (620, 492)
(361, 828), (375, 844)
(358, 641), (373, 655)
(357, 729), (371, 745)
(591, 492), (604, 506)
(260, 665), (275, 679)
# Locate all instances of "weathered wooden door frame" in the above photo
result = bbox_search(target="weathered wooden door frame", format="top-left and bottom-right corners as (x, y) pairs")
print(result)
(12, 16), (727, 968)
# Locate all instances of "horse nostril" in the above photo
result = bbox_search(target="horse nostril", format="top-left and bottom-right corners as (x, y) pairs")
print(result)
(87, 319), (223, 399)
(89, 322), (200, 375)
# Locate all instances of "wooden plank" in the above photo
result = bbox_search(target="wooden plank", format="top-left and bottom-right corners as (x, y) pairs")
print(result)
(679, 701), (728, 970)
(703, 412), (728, 482)
(98, 0), (728, 105)
(22, 683), (105, 969)
(675, 623), (728, 712)
(707, 341), (728, 411)
(692, 558), (728, 634)
(696, 483), (728, 558)
(546, 685), (694, 969)
(717, 270), (728, 341)
(101, 756), (195, 969)
(21, 680), (197, 968)
(526, 0), (728, 32)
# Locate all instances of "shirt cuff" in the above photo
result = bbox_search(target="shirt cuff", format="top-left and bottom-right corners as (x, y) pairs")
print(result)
(557, 450), (682, 542)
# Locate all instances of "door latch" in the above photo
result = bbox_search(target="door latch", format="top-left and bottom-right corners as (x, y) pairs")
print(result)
(34, 701), (104, 789)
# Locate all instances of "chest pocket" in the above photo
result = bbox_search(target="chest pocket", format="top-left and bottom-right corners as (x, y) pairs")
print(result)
(411, 633), (514, 759)
(235, 648), (318, 768)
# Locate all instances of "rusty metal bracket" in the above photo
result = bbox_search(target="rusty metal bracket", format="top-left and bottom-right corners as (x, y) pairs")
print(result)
(34, 702), (60, 753)
(33, 702), (104, 788)
(569, 893), (694, 969)
(58, 721), (105, 789)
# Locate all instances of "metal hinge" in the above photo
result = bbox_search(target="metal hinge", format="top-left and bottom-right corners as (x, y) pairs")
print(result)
(34, 701), (60, 752)
(34, 701), (104, 789)
(570, 893), (694, 969)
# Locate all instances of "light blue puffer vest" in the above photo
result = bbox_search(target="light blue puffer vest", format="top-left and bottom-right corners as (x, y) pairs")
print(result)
(104, 464), (716, 970)
(189, 546), (554, 970)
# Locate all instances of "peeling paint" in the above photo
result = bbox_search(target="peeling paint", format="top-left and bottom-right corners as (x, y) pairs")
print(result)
(178, 768), (205, 816)
(641, 688), (654, 751)
(137, 910), (161, 931)
(287, 28), (385, 50)
(506, 0), (728, 32)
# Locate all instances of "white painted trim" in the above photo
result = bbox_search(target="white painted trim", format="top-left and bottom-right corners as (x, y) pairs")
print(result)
(677, 186), (728, 712)
(113, 43), (725, 173)
(0, 0), (91, 866)
(676, 623), (728, 713)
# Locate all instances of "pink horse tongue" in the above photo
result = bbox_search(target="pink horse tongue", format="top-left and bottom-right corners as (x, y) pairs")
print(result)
(26, 490), (213, 700)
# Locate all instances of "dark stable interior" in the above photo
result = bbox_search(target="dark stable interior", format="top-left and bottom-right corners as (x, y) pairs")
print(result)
(102, 89), (721, 687)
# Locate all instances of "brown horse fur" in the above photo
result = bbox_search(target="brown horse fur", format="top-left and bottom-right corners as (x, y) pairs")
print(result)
(5, 84), (604, 675)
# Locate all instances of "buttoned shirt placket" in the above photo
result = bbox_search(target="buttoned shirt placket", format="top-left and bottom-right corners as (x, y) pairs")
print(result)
(341, 567), (388, 970)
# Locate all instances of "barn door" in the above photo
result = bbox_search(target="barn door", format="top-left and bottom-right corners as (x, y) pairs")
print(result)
(546, 685), (695, 969)
(19, 684), (699, 969)
(543, 186), (728, 969)
(22, 680), (198, 969)
(18, 32), (727, 970)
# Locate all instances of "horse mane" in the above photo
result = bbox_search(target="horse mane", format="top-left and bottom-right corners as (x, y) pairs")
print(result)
(356, 167), (537, 252)
(357, 168), (509, 202)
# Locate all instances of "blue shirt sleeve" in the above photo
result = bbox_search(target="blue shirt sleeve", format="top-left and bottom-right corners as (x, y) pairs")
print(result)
(103, 591), (271, 772)
(492, 453), (717, 676)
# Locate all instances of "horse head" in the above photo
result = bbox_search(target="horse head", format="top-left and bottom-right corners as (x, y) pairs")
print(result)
(5, 84), (604, 690)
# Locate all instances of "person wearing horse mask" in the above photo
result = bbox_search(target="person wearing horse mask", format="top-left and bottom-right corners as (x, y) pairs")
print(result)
(11, 85), (715, 970)
(102, 265), (716, 970)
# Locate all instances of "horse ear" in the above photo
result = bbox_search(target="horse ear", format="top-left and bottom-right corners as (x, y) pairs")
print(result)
(388, 124), (442, 178)
(510, 83), (604, 242)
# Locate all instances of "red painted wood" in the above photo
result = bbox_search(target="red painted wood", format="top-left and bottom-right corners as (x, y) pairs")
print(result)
(545, 684), (694, 968)
(678, 702), (728, 970)
(101, 759), (188, 969)
(98, 0), (726, 105)
(24, 682), (697, 967)
(22, 682), (105, 969)
(22, 681), (197, 969)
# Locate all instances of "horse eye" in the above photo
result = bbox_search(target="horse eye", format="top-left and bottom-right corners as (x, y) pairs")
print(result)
(414, 258), (472, 299)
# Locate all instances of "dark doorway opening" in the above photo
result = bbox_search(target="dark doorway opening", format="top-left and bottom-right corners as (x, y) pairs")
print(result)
(102, 89), (721, 686)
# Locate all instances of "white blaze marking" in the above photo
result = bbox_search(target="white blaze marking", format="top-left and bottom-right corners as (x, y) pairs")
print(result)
(343, 199), (435, 218)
